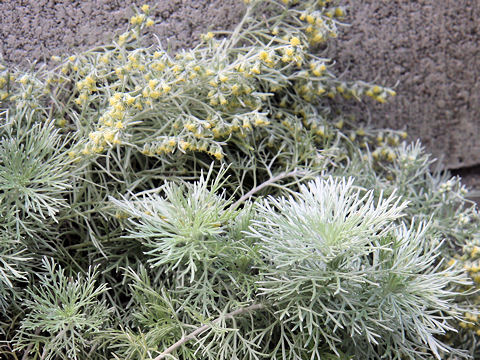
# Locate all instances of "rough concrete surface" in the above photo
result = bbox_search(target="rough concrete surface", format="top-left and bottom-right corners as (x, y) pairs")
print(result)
(0, 0), (479, 173)
(0, 0), (244, 64)
(331, 0), (480, 171)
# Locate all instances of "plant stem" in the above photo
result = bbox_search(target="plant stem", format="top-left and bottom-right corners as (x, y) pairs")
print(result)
(21, 328), (41, 360)
(223, 5), (252, 53)
(232, 170), (299, 208)
(153, 303), (265, 360)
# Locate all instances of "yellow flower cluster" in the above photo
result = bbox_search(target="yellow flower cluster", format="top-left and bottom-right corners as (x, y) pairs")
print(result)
(75, 91), (144, 156)
(142, 137), (224, 160)
(142, 79), (172, 101)
(458, 311), (480, 335)
(200, 32), (215, 42)
(279, 45), (303, 65)
(462, 245), (480, 284)
(439, 180), (455, 193)
(365, 85), (396, 103)
(0, 72), (13, 100)
(310, 61), (327, 76)
(258, 51), (275, 67)
(76, 75), (96, 92)
(141, 137), (177, 156)
(299, 11), (330, 45)
(130, 14), (146, 26)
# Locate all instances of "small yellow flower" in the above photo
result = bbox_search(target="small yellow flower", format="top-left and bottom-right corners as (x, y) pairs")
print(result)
(386, 151), (397, 162)
(148, 79), (158, 90)
(103, 130), (116, 143)
(85, 75), (95, 88)
(100, 55), (109, 64)
(472, 247), (480, 258)
(284, 47), (294, 57)
(150, 90), (161, 99)
(141, 4), (150, 12)
(179, 140), (191, 150)
(76, 93), (88, 104)
(130, 15), (139, 25)
(316, 126), (326, 137)
(334, 7), (345, 18)
(89, 131), (102, 144)
(57, 118), (67, 127)
(125, 94), (135, 105)
(387, 89), (397, 96)
(290, 37), (301, 47)
(146, 18), (154, 27)
(250, 64), (261, 75)
(334, 119), (344, 129)
(311, 33), (325, 44)
(19, 76), (29, 85)
(259, 51), (269, 61)
(231, 84), (240, 95)
(219, 94), (227, 105)
(118, 33), (128, 45)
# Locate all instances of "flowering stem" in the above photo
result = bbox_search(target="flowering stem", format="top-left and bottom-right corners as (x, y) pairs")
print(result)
(223, 5), (252, 53)
(153, 303), (265, 360)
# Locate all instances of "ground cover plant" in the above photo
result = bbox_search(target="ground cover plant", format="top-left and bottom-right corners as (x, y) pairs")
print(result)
(1, 0), (480, 359)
